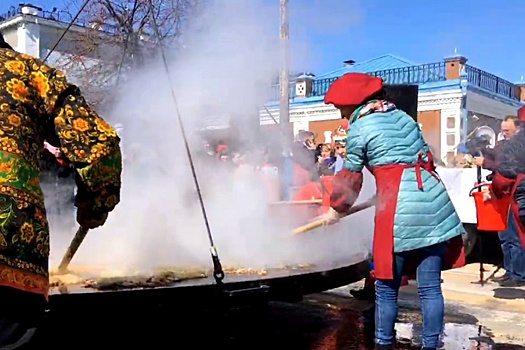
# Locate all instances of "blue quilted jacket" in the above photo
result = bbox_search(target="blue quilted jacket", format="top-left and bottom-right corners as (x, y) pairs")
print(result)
(344, 108), (464, 253)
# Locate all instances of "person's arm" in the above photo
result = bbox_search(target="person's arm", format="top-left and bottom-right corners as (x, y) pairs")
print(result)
(480, 146), (498, 170)
(33, 59), (122, 216)
(492, 140), (519, 198)
(330, 126), (365, 214)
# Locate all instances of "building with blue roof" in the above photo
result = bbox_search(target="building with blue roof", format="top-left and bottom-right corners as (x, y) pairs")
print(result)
(261, 53), (525, 164)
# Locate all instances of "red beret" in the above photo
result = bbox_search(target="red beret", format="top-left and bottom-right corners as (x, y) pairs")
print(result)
(519, 106), (525, 122)
(324, 73), (384, 107)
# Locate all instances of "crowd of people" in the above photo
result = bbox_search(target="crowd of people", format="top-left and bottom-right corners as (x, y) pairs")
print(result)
(290, 127), (347, 183)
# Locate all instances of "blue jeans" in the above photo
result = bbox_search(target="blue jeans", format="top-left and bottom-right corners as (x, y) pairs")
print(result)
(499, 214), (525, 282)
(375, 242), (446, 348)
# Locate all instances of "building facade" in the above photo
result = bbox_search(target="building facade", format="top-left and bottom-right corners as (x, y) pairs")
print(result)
(0, 4), (122, 89)
(261, 54), (525, 165)
(0, 4), (97, 61)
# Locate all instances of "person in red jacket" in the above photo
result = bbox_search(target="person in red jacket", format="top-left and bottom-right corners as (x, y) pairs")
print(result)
(490, 107), (525, 287)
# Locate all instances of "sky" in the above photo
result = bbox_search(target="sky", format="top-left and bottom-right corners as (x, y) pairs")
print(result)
(3, 0), (525, 83)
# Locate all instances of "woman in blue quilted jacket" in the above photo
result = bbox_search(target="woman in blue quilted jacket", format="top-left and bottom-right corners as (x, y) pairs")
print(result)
(321, 73), (465, 350)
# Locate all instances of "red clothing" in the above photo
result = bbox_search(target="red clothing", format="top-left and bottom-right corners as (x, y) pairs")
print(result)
(330, 153), (465, 280)
(491, 172), (525, 247)
(330, 169), (363, 213)
(292, 162), (312, 187)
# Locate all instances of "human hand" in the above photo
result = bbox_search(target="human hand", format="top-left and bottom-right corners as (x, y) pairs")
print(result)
(473, 157), (484, 167)
(76, 208), (108, 229)
(482, 191), (492, 202)
(323, 207), (341, 225)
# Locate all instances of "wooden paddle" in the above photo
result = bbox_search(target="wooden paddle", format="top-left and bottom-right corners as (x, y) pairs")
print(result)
(57, 226), (90, 274)
(292, 199), (375, 235)
(270, 199), (323, 206)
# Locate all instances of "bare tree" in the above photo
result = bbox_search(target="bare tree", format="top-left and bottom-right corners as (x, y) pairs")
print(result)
(54, 0), (202, 108)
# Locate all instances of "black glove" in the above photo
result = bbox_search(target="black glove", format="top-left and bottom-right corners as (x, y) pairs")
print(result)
(76, 207), (108, 229)
(57, 165), (75, 178)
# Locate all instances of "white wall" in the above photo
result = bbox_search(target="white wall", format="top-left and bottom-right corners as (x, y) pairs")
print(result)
(417, 89), (462, 159)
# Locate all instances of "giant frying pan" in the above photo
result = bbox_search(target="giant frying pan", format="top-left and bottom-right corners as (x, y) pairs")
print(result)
(49, 260), (369, 311)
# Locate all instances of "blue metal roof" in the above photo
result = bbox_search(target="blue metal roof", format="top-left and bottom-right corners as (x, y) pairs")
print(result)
(258, 54), (525, 123)
(266, 59), (449, 103)
(315, 54), (417, 80)
(264, 80), (461, 109)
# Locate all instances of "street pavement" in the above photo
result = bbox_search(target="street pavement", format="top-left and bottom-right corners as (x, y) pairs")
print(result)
(333, 263), (525, 349)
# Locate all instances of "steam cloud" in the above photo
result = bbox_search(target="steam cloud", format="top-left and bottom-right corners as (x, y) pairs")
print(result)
(46, 0), (375, 276)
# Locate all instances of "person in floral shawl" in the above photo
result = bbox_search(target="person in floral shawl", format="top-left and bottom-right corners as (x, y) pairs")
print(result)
(0, 33), (122, 347)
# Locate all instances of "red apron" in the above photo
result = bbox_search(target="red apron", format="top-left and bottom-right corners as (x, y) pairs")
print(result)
(370, 152), (465, 280)
(491, 172), (525, 247)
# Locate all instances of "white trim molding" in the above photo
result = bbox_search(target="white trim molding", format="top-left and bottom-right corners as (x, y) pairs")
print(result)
(260, 104), (338, 125)
(260, 89), (463, 125)
(417, 89), (462, 112)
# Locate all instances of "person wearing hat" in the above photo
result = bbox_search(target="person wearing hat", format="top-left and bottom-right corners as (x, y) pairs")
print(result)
(321, 72), (465, 350)
(490, 106), (525, 287)
(331, 123), (347, 175)
(0, 33), (122, 347)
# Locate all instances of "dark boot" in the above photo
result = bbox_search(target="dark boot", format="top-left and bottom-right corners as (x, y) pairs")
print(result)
(374, 344), (393, 350)
(491, 273), (510, 282)
(350, 288), (375, 302)
(351, 276), (376, 302)
(499, 279), (525, 287)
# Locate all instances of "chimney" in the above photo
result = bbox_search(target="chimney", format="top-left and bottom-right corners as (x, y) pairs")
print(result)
(343, 59), (356, 66)
(515, 77), (525, 102)
(294, 73), (314, 98)
(19, 4), (42, 16)
(444, 50), (467, 80)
